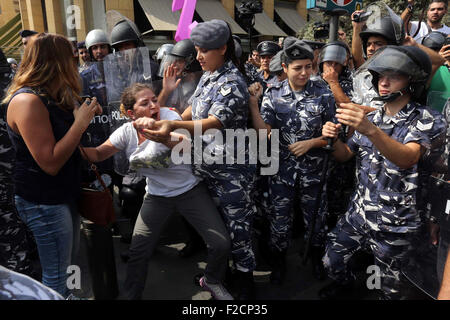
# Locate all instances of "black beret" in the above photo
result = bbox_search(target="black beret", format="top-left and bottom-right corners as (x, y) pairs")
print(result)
(257, 41), (280, 56)
(190, 19), (230, 50)
(19, 30), (38, 38)
(283, 39), (314, 61)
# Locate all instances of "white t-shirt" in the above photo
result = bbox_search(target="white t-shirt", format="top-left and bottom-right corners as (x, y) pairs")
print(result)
(109, 107), (200, 197)
(410, 21), (450, 41)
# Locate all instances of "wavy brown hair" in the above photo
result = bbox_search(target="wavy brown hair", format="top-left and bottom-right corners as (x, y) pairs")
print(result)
(2, 33), (81, 111)
(119, 83), (154, 118)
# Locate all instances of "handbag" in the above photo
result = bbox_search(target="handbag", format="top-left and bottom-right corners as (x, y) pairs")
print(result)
(77, 147), (116, 226)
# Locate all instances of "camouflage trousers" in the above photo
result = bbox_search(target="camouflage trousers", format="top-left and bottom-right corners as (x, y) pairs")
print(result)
(202, 175), (257, 273)
(326, 158), (356, 217)
(323, 212), (418, 300)
(0, 203), (35, 277)
(268, 174), (328, 251)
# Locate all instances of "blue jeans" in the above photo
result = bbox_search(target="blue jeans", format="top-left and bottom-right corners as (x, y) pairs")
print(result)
(14, 196), (80, 298)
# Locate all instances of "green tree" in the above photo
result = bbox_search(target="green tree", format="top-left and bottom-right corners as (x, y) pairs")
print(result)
(299, 0), (449, 42)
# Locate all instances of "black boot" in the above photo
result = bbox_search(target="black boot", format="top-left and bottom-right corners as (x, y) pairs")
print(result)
(311, 246), (326, 281)
(318, 280), (354, 300)
(269, 249), (287, 285)
(234, 271), (255, 300)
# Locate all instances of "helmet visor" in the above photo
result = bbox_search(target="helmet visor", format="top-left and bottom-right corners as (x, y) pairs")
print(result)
(318, 45), (348, 66)
(357, 46), (427, 81)
(157, 54), (186, 78)
(365, 2), (404, 44)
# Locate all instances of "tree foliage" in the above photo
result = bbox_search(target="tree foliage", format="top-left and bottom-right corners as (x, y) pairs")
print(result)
(298, 0), (449, 42)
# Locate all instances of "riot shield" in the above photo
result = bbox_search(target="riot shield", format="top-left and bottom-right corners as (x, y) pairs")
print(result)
(364, 1), (405, 45)
(163, 71), (202, 114)
(401, 119), (449, 299)
(402, 176), (450, 300)
(103, 47), (153, 175)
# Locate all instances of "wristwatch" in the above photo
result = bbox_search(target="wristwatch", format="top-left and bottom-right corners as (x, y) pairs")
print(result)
(407, 3), (414, 12)
(430, 216), (438, 224)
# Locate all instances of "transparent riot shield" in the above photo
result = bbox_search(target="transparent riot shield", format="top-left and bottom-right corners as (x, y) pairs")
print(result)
(163, 71), (202, 114)
(364, 1), (405, 45)
(103, 47), (153, 175)
(401, 117), (449, 300)
(402, 176), (450, 300)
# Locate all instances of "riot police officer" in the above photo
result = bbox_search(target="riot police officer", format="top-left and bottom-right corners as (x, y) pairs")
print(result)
(80, 29), (114, 194)
(157, 38), (202, 114)
(248, 38), (336, 283)
(352, 13), (405, 109)
(318, 41), (357, 228)
(320, 46), (446, 300)
(110, 19), (159, 81)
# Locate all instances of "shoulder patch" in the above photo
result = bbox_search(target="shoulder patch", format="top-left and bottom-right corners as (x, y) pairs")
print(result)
(220, 86), (232, 97)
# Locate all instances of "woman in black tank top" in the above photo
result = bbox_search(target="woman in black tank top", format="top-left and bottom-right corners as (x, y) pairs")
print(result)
(2, 33), (101, 298)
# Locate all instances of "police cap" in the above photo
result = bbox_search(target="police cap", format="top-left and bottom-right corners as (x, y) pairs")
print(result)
(283, 38), (314, 61)
(190, 19), (230, 50)
(257, 41), (280, 56)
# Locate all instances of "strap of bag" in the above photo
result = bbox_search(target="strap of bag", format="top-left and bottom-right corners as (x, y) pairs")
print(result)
(79, 146), (110, 193)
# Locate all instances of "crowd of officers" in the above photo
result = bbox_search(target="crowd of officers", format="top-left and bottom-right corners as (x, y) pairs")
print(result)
(1, 0), (450, 301)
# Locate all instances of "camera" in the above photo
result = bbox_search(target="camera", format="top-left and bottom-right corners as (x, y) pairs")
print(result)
(352, 11), (372, 23)
(444, 36), (450, 46)
(237, 0), (263, 28)
(313, 23), (330, 40)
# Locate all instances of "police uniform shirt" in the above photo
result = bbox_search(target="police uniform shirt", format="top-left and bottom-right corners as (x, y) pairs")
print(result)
(260, 79), (336, 187)
(345, 102), (447, 233)
(256, 70), (278, 90)
(245, 63), (261, 85)
(189, 60), (251, 177)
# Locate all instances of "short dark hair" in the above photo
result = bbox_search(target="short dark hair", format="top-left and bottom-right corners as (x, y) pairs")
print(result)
(19, 30), (38, 38)
(430, 0), (448, 10)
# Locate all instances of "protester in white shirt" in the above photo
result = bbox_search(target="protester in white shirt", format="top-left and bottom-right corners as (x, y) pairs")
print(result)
(82, 83), (233, 300)
(402, 0), (450, 41)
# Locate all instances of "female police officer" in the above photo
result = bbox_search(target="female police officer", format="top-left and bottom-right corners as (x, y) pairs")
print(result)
(248, 38), (336, 283)
(320, 46), (446, 300)
(135, 20), (257, 300)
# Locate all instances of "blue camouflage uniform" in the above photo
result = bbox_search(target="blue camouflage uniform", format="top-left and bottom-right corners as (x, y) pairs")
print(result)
(323, 102), (447, 299)
(0, 107), (36, 279)
(190, 60), (257, 272)
(244, 63), (260, 85)
(256, 70), (279, 92)
(260, 79), (336, 251)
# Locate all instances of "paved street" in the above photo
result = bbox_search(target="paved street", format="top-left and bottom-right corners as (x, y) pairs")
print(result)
(69, 191), (396, 301)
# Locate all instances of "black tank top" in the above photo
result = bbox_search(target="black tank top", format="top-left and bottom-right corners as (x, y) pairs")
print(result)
(6, 88), (81, 204)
